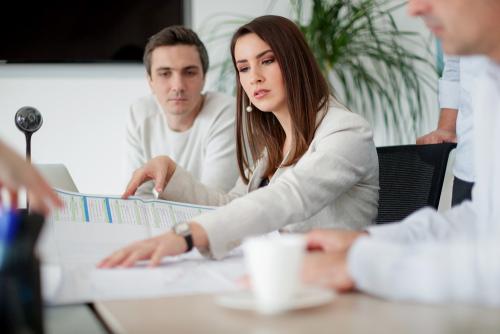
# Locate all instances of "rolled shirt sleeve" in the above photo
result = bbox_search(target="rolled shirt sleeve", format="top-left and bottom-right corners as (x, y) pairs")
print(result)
(438, 55), (461, 109)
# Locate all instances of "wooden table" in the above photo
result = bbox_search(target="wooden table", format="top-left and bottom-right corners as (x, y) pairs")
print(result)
(94, 292), (500, 334)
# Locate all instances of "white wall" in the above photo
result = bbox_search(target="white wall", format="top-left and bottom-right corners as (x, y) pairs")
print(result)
(0, 65), (149, 194)
(0, 0), (440, 196)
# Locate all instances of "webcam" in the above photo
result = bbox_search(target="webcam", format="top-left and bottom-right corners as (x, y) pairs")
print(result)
(15, 106), (43, 162)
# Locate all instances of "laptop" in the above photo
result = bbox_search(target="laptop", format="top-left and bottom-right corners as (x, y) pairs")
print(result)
(35, 164), (79, 192)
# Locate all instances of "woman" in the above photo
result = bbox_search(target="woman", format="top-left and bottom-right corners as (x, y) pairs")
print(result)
(99, 15), (379, 267)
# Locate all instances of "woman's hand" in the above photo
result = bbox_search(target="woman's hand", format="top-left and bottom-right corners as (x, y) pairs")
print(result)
(98, 231), (187, 268)
(98, 223), (209, 268)
(122, 156), (177, 199)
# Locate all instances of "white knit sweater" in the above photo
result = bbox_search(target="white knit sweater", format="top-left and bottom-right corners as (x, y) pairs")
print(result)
(124, 92), (239, 197)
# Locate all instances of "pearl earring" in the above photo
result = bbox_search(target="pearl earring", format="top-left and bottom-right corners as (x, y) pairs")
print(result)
(246, 102), (253, 113)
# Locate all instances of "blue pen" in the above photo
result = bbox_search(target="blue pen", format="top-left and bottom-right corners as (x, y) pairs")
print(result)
(0, 209), (20, 269)
(0, 208), (8, 268)
(5, 209), (20, 244)
(0, 207), (7, 242)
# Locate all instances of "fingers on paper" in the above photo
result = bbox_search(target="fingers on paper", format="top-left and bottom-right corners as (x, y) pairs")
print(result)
(98, 248), (132, 268)
(149, 243), (169, 267)
(122, 245), (157, 267)
(98, 240), (164, 268)
(153, 170), (167, 194)
(122, 170), (147, 198)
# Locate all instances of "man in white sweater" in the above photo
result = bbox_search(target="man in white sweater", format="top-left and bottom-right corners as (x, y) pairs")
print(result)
(125, 26), (238, 198)
(302, 0), (500, 305)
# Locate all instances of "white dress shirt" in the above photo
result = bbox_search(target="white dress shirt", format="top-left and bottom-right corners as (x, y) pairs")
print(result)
(348, 59), (500, 306)
(438, 56), (486, 182)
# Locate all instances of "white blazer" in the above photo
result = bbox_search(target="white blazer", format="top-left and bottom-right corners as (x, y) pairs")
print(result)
(160, 99), (379, 259)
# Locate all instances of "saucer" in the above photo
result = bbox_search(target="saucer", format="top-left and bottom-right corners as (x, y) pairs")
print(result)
(215, 286), (335, 313)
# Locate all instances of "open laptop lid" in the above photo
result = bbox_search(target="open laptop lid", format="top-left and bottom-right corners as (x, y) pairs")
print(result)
(35, 164), (78, 192)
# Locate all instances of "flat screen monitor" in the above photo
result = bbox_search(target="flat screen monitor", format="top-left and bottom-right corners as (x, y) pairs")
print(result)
(0, 0), (184, 63)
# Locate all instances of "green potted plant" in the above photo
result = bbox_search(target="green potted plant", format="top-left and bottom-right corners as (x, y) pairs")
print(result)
(204, 0), (436, 141)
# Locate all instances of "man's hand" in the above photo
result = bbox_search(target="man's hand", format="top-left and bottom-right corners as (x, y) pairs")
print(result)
(416, 129), (457, 145)
(122, 156), (177, 199)
(417, 107), (458, 145)
(302, 251), (354, 292)
(306, 229), (368, 254)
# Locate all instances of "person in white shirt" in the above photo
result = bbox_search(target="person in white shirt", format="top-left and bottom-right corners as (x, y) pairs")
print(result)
(99, 15), (379, 267)
(300, 0), (500, 306)
(417, 55), (485, 205)
(125, 26), (238, 197)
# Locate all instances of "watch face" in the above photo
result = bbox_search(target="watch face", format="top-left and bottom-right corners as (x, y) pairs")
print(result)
(175, 223), (190, 235)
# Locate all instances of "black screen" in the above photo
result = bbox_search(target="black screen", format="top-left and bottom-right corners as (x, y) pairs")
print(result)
(0, 0), (184, 63)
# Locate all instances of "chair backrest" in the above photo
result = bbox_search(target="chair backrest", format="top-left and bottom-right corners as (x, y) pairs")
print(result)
(376, 143), (456, 224)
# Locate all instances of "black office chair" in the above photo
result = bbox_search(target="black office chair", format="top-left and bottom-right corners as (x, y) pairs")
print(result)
(375, 143), (456, 224)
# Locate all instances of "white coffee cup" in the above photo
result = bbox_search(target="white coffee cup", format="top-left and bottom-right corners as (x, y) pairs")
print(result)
(243, 234), (306, 314)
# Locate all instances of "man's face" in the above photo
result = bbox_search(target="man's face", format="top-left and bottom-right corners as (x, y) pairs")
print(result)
(408, 0), (500, 57)
(148, 45), (205, 117)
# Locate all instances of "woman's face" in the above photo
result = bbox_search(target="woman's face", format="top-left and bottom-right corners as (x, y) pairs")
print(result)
(234, 33), (286, 114)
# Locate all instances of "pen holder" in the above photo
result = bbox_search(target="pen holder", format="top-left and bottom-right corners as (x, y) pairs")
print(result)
(0, 209), (45, 334)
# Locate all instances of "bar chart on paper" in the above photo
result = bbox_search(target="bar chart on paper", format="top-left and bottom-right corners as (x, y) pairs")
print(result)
(50, 189), (214, 229)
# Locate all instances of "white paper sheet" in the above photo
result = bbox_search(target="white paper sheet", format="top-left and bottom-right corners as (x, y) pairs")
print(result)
(39, 189), (215, 262)
(41, 250), (246, 305)
(38, 190), (248, 305)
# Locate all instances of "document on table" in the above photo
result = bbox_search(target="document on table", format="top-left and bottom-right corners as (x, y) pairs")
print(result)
(38, 189), (246, 305)
(41, 250), (246, 305)
(40, 189), (215, 264)
(51, 189), (212, 229)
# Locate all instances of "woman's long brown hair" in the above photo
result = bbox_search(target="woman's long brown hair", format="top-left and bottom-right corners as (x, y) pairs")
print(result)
(231, 15), (331, 184)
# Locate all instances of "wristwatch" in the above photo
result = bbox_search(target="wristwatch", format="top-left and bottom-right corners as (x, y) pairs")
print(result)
(173, 222), (194, 252)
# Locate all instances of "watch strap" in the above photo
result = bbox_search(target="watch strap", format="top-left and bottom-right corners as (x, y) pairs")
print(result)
(184, 233), (194, 252)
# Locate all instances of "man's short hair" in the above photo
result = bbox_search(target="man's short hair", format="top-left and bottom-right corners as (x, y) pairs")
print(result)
(143, 26), (209, 77)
